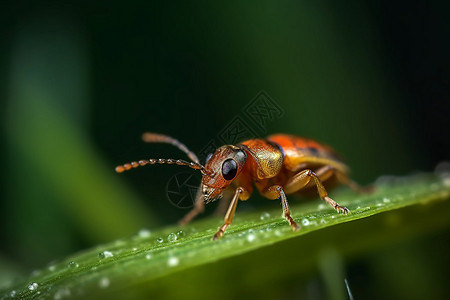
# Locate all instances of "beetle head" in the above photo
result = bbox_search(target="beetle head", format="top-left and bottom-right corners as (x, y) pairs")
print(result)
(201, 145), (247, 204)
(115, 133), (247, 204)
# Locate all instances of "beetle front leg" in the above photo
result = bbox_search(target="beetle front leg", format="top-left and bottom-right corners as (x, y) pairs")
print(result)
(213, 187), (248, 240)
(178, 183), (205, 225)
(264, 185), (299, 231)
(213, 189), (233, 217)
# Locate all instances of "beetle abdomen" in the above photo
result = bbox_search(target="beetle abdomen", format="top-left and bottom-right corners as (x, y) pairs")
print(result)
(267, 134), (348, 174)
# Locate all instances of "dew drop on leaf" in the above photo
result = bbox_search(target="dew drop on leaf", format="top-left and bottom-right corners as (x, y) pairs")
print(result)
(99, 277), (110, 289)
(98, 251), (114, 259)
(168, 257), (179, 267)
(28, 282), (38, 291)
(247, 234), (256, 242)
(168, 233), (177, 242)
(260, 212), (271, 220)
(138, 229), (151, 238)
(68, 261), (79, 269)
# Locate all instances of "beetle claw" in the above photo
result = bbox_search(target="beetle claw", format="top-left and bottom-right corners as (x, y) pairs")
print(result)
(336, 205), (350, 214)
(291, 222), (300, 231)
(213, 230), (224, 240)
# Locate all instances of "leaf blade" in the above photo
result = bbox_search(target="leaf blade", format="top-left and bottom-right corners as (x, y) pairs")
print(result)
(2, 173), (450, 299)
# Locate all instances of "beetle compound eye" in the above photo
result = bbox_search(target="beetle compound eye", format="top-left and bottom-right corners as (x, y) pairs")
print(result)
(222, 159), (237, 180)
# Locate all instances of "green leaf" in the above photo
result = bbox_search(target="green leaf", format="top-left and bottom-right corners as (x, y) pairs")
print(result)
(2, 172), (450, 299)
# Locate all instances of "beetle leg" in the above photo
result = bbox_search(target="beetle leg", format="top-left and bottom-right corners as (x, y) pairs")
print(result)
(213, 187), (247, 240)
(178, 183), (205, 225)
(334, 171), (374, 194)
(284, 169), (349, 214)
(313, 165), (374, 194)
(213, 189), (233, 217)
(264, 185), (299, 231)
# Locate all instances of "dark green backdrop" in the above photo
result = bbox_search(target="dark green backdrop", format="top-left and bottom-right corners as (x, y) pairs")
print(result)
(1, 1), (449, 298)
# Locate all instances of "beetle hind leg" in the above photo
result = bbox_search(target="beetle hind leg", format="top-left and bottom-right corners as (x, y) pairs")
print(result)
(335, 172), (374, 194)
(284, 168), (349, 214)
(314, 165), (374, 194)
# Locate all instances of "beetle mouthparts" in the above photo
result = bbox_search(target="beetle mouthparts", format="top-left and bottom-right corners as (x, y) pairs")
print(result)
(203, 191), (223, 204)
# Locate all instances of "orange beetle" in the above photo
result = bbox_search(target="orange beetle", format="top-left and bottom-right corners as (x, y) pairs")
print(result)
(116, 133), (367, 239)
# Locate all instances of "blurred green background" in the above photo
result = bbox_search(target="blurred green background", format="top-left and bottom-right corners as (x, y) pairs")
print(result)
(1, 1), (449, 299)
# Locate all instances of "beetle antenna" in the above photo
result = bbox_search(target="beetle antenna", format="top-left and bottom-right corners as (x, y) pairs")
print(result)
(115, 158), (211, 176)
(141, 132), (200, 164)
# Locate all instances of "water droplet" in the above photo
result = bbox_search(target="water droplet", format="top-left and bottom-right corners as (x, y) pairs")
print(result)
(260, 212), (271, 220)
(138, 228), (151, 238)
(28, 282), (38, 291)
(383, 197), (390, 203)
(145, 253), (152, 260)
(10, 290), (16, 297)
(247, 234), (256, 242)
(99, 277), (110, 289)
(68, 261), (79, 269)
(132, 247), (137, 251)
(168, 256), (179, 267)
(320, 218), (327, 224)
(302, 219), (310, 226)
(168, 233), (177, 242)
(48, 265), (56, 271)
(318, 203), (326, 210)
(275, 230), (282, 236)
(377, 203), (383, 207)
(157, 237), (164, 243)
(176, 230), (185, 238)
(98, 250), (114, 259)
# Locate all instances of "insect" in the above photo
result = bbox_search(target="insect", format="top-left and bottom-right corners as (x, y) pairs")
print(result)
(116, 133), (368, 240)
